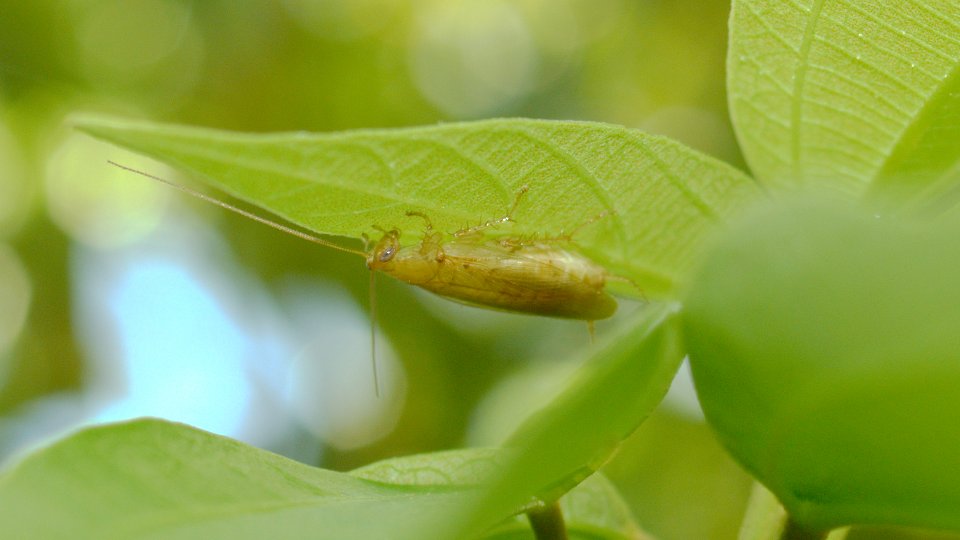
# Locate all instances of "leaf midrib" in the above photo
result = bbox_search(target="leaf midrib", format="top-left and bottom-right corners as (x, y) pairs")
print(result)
(790, 0), (827, 184)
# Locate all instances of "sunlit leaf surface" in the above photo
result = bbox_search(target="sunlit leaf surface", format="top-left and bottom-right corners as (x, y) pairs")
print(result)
(728, 0), (960, 205)
(0, 422), (650, 540)
(0, 419), (478, 539)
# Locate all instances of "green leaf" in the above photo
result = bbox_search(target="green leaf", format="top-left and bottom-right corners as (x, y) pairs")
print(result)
(546, 474), (650, 540)
(402, 302), (684, 539)
(728, 0), (960, 204)
(684, 197), (960, 532)
(351, 447), (504, 489)
(0, 419), (477, 540)
(74, 115), (759, 295)
(353, 450), (649, 540)
(0, 424), (647, 540)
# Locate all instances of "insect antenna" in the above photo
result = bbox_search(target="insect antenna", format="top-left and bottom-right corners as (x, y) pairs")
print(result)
(369, 269), (381, 397)
(111, 161), (390, 396)
(107, 161), (368, 258)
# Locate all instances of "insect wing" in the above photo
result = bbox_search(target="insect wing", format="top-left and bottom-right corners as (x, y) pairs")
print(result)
(431, 242), (615, 320)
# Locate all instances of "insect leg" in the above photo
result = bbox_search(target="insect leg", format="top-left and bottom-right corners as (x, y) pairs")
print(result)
(506, 184), (530, 219)
(405, 210), (434, 233)
(497, 209), (614, 250)
(564, 209), (613, 239)
(372, 224), (398, 236)
(454, 184), (530, 238)
(404, 211), (445, 259)
(607, 274), (648, 302)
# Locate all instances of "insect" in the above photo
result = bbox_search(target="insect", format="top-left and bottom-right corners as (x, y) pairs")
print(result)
(367, 209), (617, 321)
(108, 162), (620, 394)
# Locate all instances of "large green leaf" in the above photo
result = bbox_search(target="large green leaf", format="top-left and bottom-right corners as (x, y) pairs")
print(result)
(75, 115), (759, 295)
(0, 421), (648, 540)
(728, 0), (960, 204)
(0, 419), (478, 539)
(354, 450), (650, 540)
(684, 197), (960, 532)
(351, 447), (504, 488)
(399, 302), (684, 539)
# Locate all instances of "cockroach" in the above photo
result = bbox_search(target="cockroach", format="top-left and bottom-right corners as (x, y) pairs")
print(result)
(367, 210), (617, 321)
(108, 162), (619, 395)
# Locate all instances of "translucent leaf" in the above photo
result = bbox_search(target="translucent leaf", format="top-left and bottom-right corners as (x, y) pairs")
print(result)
(0, 419), (475, 539)
(354, 450), (650, 540)
(351, 447), (504, 488)
(728, 0), (960, 205)
(75, 115), (759, 295)
(0, 424), (651, 540)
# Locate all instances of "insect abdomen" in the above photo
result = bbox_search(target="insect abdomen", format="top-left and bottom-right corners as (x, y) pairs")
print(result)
(383, 243), (617, 320)
(425, 275), (618, 320)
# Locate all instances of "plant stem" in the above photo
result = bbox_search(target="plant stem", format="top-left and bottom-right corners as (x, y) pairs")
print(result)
(526, 501), (568, 540)
(781, 518), (829, 540)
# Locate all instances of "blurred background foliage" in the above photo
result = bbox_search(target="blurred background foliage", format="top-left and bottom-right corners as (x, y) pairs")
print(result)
(0, 1), (758, 539)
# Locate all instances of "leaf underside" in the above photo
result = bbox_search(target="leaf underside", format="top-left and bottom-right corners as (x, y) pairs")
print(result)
(728, 0), (960, 207)
(76, 115), (760, 295)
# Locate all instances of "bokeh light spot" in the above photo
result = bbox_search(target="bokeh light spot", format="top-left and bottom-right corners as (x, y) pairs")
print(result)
(94, 256), (253, 435)
(520, 0), (584, 59)
(44, 132), (169, 249)
(75, 0), (193, 75)
(409, 0), (538, 118)
(284, 284), (405, 451)
(71, 0), (203, 106)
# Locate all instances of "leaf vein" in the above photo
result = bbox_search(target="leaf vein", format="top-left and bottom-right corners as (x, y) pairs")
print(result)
(499, 126), (631, 257)
(791, 0), (828, 183)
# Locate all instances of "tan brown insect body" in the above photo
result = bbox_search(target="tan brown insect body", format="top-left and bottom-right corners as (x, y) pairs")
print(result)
(367, 225), (617, 321)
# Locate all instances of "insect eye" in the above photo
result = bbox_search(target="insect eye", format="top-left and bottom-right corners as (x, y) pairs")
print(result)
(378, 245), (396, 262)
